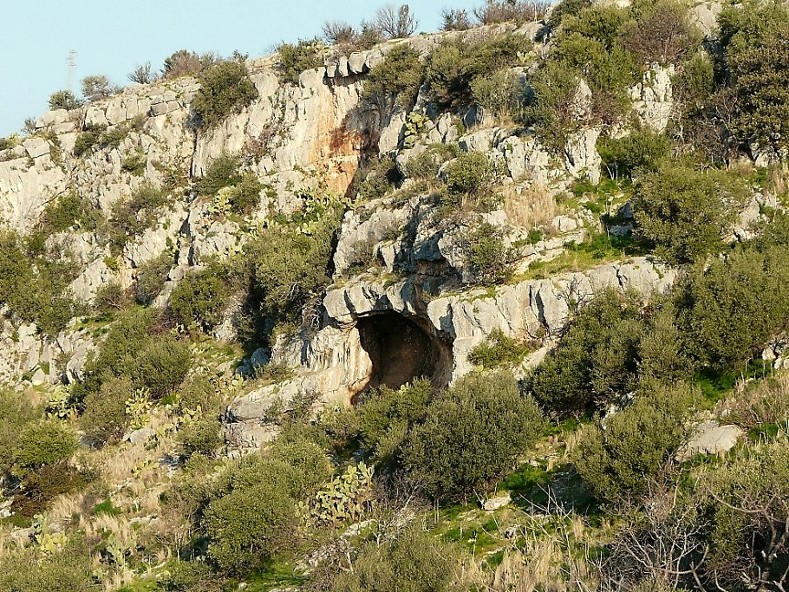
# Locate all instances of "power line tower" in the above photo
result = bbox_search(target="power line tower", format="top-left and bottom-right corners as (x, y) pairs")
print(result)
(66, 50), (77, 92)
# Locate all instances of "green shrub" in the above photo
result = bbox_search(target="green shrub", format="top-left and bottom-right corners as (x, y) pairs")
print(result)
(11, 462), (91, 519)
(598, 128), (671, 179)
(247, 209), (340, 323)
(403, 143), (461, 180)
(323, 526), (456, 592)
(464, 222), (513, 285)
(277, 39), (327, 85)
(474, 0), (549, 25)
(528, 289), (645, 415)
(226, 173), (263, 214)
(162, 49), (206, 79)
(41, 191), (103, 233)
(525, 61), (586, 152)
(468, 329), (533, 369)
(121, 150), (147, 175)
(443, 151), (497, 196)
(548, 0), (593, 28)
(632, 162), (748, 264)
(130, 336), (192, 399)
(470, 67), (526, 121)
(718, 0), (789, 154)
(195, 153), (241, 197)
(402, 371), (544, 501)
(426, 32), (532, 111)
(169, 266), (232, 332)
(204, 481), (297, 574)
(561, 4), (630, 50)
(93, 282), (130, 313)
(48, 90), (82, 110)
(179, 416), (223, 458)
(0, 539), (98, 592)
(353, 379), (433, 465)
(73, 124), (105, 156)
(109, 183), (168, 252)
(13, 421), (78, 473)
(679, 245), (789, 370)
(0, 391), (38, 475)
(192, 60), (259, 128)
(135, 250), (173, 305)
(621, 0), (701, 66)
(575, 383), (693, 503)
(363, 45), (425, 109)
(80, 375), (134, 443)
(356, 156), (399, 200)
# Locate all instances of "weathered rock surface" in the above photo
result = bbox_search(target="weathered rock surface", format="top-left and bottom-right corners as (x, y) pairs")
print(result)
(677, 421), (744, 461)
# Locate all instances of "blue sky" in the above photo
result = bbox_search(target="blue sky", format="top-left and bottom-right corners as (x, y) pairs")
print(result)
(0, 0), (483, 136)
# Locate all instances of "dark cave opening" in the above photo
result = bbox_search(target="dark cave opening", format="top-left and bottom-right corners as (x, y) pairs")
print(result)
(356, 312), (452, 393)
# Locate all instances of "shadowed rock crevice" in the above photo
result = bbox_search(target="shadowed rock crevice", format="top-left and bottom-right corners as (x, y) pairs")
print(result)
(356, 311), (452, 392)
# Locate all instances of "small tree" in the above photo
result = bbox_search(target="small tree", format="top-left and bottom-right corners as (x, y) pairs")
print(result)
(128, 62), (153, 84)
(48, 90), (82, 111)
(441, 8), (472, 30)
(322, 20), (357, 45)
(375, 4), (418, 39)
(162, 49), (203, 78)
(192, 61), (258, 128)
(80, 75), (113, 100)
(621, 0), (701, 66)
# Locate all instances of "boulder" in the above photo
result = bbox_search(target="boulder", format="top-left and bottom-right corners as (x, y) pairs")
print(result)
(677, 421), (744, 461)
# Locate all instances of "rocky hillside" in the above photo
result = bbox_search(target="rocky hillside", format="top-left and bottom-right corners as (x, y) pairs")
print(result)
(1, 0), (788, 591)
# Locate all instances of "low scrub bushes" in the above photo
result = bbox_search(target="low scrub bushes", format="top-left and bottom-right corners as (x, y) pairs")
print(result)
(40, 191), (103, 233)
(109, 183), (168, 252)
(170, 264), (233, 332)
(468, 329), (534, 369)
(196, 153), (263, 214)
(426, 32), (532, 111)
(598, 128), (671, 179)
(363, 45), (425, 109)
(632, 161), (748, 264)
(277, 39), (326, 85)
(574, 383), (693, 502)
(135, 250), (173, 305)
(192, 60), (258, 128)
(463, 222), (514, 285)
(402, 371), (544, 501)
(402, 143), (461, 180)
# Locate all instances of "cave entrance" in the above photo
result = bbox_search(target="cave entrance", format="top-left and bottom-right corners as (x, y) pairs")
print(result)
(356, 312), (451, 393)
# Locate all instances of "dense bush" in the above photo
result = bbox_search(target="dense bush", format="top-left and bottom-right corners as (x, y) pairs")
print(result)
(402, 143), (461, 180)
(719, 2), (789, 155)
(247, 206), (341, 324)
(196, 153), (241, 196)
(75, 309), (191, 416)
(80, 375), (134, 443)
(48, 89), (82, 110)
(162, 49), (209, 79)
(353, 379), (433, 465)
(135, 250), (173, 305)
(621, 0), (701, 66)
(355, 156), (400, 200)
(468, 328), (533, 369)
(575, 384), (692, 503)
(471, 67), (526, 122)
(363, 45), (425, 109)
(40, 191), (103, 233)
(80, 74), (113, 99)
(277, 39), (326, 85)
(464, 222), (514, 285)
(109, 183), (168, 252)
(204, 481), (298, 573)
(678, 245), (789, 370)
(426, 33), (531, 111)
(632, 162), (748, 263)
(13, 421), (78, 474)
(0, 540), (98, 592)
(442, 151), (497, 196)
(598, 128), (671, 179)
(322, 526), (456, 592)
(0, 230), (81, 335)
(402, 371), (544, 501)
(0, 391), (37, 475)
(192, 60), (259, 128)
(528, 289), (646, 415)
(203, 441), (331, 575)
(170, 265), (232, 332)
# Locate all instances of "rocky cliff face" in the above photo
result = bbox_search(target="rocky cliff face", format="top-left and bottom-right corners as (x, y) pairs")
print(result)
(0, 23), (691, 423)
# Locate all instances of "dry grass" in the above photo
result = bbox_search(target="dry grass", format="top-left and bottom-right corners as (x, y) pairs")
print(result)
(503, 183), (558, 230)
(722, 371), (789, 430)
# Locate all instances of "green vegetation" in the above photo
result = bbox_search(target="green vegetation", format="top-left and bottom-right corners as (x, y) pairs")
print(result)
(277, 39), (327, 85)
(402, 372), (544, 501)
(464, 222), (513, 285)
(192, 60), (259, 128)
(426, 32), (531, 112)
(363, 45), (425, 109)
(135, 251), (173, 305)
(48, 89), (82, 110)
(598, 128), (671, 179)
(169, 264), (233, 332)
(108, 183), (169, 252)
(468, 329), (534, 369)
(632, 162), (748, 264)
